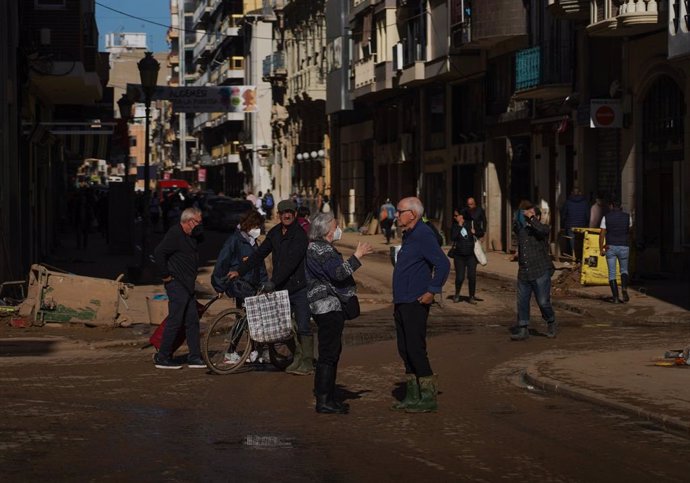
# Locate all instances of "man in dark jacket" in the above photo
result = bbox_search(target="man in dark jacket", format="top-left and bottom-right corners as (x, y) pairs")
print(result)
(599, 199), (632, 303)
(153, 207), (205, 369)
(391, 196), (450, 413)
(560, 187), (589, 257)
(465, 197), (487, 239)
(511, 200), (557, 341)
(229, 200), (312, 375)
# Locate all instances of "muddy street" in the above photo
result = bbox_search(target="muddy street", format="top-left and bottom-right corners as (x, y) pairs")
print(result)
(2, 250), (690, 482)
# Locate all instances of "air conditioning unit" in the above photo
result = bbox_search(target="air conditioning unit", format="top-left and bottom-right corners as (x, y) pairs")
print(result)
(392, 42), (403, 71)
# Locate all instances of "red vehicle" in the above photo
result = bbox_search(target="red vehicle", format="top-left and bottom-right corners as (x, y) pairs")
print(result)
(157, 179), (191, 201)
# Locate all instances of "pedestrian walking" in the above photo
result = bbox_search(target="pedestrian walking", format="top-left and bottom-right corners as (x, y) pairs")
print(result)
(262, 189), (275, 219)
(228, 200), (313, 375)
(379, 198), (396, 244)
(306, 212), (373, 414)
(153, 207), (206, 369)
(560, 187), (588, 257)
(599, 199), (632, 303)
(465, 197), (487, 240)
(449, 209), (479, 304)
(391, 197), (450, 413)
(511, 200), (558, 341)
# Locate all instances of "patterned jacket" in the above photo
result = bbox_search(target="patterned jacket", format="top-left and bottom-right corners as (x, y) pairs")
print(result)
(305, 240), (361, 315)
(513, 214), (554, 281)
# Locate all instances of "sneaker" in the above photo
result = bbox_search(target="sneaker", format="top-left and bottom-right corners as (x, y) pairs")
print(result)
(547, 321), (558, 339)
(187, 357), (207, 369)
(258, 349), (271, 364)
(224, 352), (241, 364)
(510, 326), (530, 341)
(453, 295), (461, 303)
(467, 296), (478, 305)
(154, 355), (183, 370)
(248, 350), (259, 363)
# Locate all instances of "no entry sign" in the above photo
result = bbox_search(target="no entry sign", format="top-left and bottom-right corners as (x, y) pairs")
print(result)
(590, 99), (622, 128)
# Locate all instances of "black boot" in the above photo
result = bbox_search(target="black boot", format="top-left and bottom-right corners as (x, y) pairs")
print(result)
(609, 280), (621, 303)
(453, 284), (462, 303)
(329, 364), (349, 412)
(621, 273), (630, 302)
(314, 364), (347, 414)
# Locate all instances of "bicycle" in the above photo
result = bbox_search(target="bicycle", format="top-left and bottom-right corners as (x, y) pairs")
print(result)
(201, 284), (295, 375)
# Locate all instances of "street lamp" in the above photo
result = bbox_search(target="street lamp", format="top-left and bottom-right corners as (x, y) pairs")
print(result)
(137, 51), (160, 272)
(116, 93), (133, 180)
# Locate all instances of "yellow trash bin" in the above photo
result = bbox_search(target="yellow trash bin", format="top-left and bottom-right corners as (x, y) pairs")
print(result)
(576, 228), (621, 286)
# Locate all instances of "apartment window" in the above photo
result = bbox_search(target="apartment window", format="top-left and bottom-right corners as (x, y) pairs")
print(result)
(452, 80), (484, 144)
(425, 86), (445, 150)
(35, 0), (66, 8)
(130, 137), (137, 147)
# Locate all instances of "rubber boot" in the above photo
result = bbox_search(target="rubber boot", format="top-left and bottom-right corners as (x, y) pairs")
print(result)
(453, 284), (462, 303)
(405, 375), (438, 413)
(315, 364), (348, 414)
(609, 280), (621, 303)
(621, 273), (630, 302)
(286, 335), (314, 375)
(329, 364), (349, 412)
(391, 374), (420, 411)
(284, 334), (302, 373)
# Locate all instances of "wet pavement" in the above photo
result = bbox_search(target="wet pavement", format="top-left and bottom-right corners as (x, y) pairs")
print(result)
(1, 224), (690, 480)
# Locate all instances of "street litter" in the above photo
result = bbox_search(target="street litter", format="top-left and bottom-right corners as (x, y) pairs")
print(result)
(16, 264), (132, 327)
(653, 347), (690, 367)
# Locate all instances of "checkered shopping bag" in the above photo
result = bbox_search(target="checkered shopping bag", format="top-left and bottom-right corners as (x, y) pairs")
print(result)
(244, 289), (293, 343)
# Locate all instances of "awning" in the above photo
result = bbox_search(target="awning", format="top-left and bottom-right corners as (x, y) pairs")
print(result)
(24, 122), (114, 162)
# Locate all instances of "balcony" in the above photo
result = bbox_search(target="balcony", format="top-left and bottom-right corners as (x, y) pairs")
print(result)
(452, 0), (528, 50)
(353, 55), (376, 90)
(547, 0), (589, 19)
(287, 65), (326, 101)
(220, 57), (245, 82)
(193, 0), (211, 27)
(210, 141), (241, 164)
(514, 45), (572, 100)
(168, 52), (180, 65)
(221, 15), (243, 37)
(263, 51), (287, 80)
(588, 0), (662, 37)
(193, 33), (209, 59)
(192, 69), (210, 87)
(375, 61), (394, 92)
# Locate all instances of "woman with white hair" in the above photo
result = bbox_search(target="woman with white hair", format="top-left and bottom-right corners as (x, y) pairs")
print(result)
(306, 212), (373, 414)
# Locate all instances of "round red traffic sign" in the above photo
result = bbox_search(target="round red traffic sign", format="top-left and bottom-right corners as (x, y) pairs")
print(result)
(595, 105), (615, 126)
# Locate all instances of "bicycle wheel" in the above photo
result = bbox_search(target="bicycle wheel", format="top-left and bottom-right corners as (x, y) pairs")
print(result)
(268, 336), (296, 370)
(202, 309), (253, 375)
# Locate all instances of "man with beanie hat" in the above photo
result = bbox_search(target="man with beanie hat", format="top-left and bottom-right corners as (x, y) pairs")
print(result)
(228, 199), (313, 375)
(511, 200), (557, 341)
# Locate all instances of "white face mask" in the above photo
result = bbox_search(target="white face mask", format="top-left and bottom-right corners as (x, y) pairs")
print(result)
(332, 226), (342, 241)
(248, 228), (261, 239)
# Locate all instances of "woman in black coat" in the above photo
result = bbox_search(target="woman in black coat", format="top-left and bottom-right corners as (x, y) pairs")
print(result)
(450, 209), (479, 304)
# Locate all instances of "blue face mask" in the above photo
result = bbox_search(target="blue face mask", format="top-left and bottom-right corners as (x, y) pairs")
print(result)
(516, 210), (527, 227)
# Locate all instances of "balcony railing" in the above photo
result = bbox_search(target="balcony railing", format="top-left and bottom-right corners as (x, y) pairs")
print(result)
(220, 57), (245, 82)
(221, 15), (243, 37)
(547, 0), (589, 19)
(588, 0), (662, 35)
(193, 0), (210, 27)
(263, 51), (287, 78)
(288, 65), (326, 99)
(353, 55), (376, 89)
(192, 70), (210, 87)
(515, 44), (572, 99)
(193, 33), (209, 59)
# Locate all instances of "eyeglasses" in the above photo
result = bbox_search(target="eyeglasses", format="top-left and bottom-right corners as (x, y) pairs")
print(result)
(396, 209), (412, 215)
(189, 218), (202, 225)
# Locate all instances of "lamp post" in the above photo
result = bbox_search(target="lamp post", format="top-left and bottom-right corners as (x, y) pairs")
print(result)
(116, 93), (133, 180)
(137, 51), (160, 271)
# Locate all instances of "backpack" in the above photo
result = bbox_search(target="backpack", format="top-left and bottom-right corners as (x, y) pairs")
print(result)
(264, 194), (274, 208)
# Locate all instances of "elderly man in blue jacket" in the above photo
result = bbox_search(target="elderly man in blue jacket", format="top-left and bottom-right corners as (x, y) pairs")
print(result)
(391, 196), (450, 413)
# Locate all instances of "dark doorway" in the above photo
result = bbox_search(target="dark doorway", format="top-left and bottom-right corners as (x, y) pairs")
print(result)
(452, 164), (476, 213)
(642, 75), (684, 273)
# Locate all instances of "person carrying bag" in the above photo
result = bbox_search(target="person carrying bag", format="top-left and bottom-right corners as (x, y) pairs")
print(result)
(450, 210), (481, 304)
(305, 212), (373, 414)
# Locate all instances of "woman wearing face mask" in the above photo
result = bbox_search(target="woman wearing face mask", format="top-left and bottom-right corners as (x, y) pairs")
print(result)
(450, 209), (479, 304)
(305, 213), (373, 414)
(212, 209), (268, 308)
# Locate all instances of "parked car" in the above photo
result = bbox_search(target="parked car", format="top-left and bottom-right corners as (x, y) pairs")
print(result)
(205, 198), (255, 231)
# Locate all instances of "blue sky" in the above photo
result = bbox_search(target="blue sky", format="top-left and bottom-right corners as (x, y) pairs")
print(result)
(96, 0), (171, 53)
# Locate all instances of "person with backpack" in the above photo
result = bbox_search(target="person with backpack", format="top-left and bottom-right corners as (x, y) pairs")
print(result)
(262, 189), (275, 220)
(379, 198), (396, 244)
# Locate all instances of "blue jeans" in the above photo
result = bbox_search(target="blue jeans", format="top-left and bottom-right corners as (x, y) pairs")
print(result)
(160, 280), (201, 360)
(289, 287), (312, 336)
(606, 245), (629, 281)
(517, 272), (555, 327)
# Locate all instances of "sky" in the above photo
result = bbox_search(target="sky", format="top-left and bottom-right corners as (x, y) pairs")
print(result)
(96, 0), (171, 53)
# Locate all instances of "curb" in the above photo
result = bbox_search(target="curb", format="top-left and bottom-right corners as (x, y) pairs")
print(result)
(523, 364), (690, 438)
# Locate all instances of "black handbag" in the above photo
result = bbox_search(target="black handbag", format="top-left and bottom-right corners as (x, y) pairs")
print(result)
(341, 295), (361, 320)
(447, 244), (457, 258)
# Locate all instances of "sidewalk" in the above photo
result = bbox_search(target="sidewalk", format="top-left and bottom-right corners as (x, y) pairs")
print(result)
(338, 229), (690, 324)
